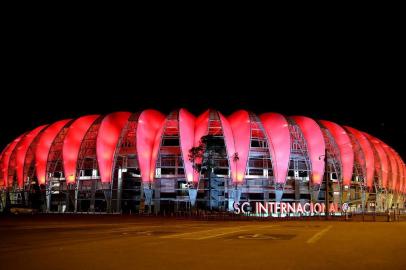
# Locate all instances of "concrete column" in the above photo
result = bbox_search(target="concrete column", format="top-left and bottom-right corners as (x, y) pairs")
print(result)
(143, 182), (154, 213)
(294, 180), (300, 201)
(46, 184), (51, 213)
(116, 168), (123, 212)
(311, 184), (320, 203)
(275, 189), (283, 203)
(387, 193), (393, 210)
(90, 180), (97, 212)
(228, 187), (242, 212)
(153, 182), (160, 214)
(188, 188), (197, 207)
(74, 181), (79, 213)
(263, 190), (269, 202)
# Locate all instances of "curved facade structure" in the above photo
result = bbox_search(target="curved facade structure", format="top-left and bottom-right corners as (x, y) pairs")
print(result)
(319, 120), (354, 187)
(0, 109), (404, 214)
(260, 113), (291, 186)
(36, 119), (72, 185)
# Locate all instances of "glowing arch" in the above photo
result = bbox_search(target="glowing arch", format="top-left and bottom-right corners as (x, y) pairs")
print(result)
(391, 149), (404, 192)
(260, 113), (290, 185)
(291, 116), (325, 185)
(15, 125), (47, 187)
(35, 119), (72, 185)
(228, 110), (251, 183)
(319, 121), (354, 186)
(192, 110), (210, 183)
(96, 112), (131, 183)
(218, 112), (236, 183)
(363, 133), (389, 189)
(344, 127), (375, 189)
(403, 164), (406, 193)
(0, 135), (24, 187)
(136, 110), (166, 183)
(179, 109), (196, 183)
(63, 115), (100, 184)
(380, 142), (398, 191)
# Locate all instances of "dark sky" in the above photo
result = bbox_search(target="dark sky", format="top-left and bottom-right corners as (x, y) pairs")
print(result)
(1, 31), (405, 161)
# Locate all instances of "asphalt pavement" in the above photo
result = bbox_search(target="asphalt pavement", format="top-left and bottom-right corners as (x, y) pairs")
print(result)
(0, 215), (405, 270)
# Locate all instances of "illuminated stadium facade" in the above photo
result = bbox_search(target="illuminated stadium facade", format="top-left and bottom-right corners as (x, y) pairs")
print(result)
(0, 109), (405, 215)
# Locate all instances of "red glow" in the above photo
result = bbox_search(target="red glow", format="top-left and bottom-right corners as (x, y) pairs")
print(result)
(218, 112), (236, 182)
(0, 136), (23, 186)
(403, 165), (406, 193)
(136, 110), (166, 182)
(363, 133), (389, 189)
(179, 109), (196, 183)
(320, 120), (354, 186)
(194, 110), (210, 146)
(381, 142), (398, 191)
(97, 112), (131, 183)
(35, 119), (71, 185)
(150, 125), (165, 182)
(15, 125), (47, 187)
(260, 113), (291, 185)
(391, 149), (404, 192)
(344, 127), (375, 189)
(63, 115), (99, 184)
(0, 109), (404, 195)
(291, 116), (325, 186)
(228, 110), (251, 183)
(193, 110), (210, 183)
(402, 164), (404, 193)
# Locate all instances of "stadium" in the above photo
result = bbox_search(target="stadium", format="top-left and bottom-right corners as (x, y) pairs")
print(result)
(0, 109), (404, 215)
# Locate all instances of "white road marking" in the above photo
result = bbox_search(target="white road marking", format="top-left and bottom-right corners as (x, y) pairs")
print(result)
(306, 225), (332, 244)
(194, 229), (248, 240)
(160, 228), (230, 239)
(161, 224), (276, 240)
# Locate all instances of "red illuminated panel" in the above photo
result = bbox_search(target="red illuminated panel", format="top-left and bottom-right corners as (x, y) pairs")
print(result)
(402, 164), (405, 193)
(344, 127), (375, 189)
(398, 156), (404, 193)
(193, 110), (210, 183)
(260, 113), (290, 185)
(150, 125), (165, 182)
(387, 148), (397, 191)
(15, 125), (47, 187)
(389, 151), (398, 191)
(319, 121), (354, 186)
(228, 110), (250, 183)
(394, 152), (402, 192)
(291, 116), (325, 186)
(398, 155), (404, 193)
(0, 135), (24, 186)
(381, 143), (398, 191)
(63, 115), (99, 184)
(391, 149), (404, 192)
(363, 133), (389, 189)
(401, 163), (405, 193)
(35, 119), (71, 185)
(0, 145), (10, 187)
(0, 148), (6, 164)
(194, 110), (210, 146)
(404, 165), (406, 193)
(218, 112), (236, 182)
(97, 112), (131, 183)
(136, 110), (166, 182)
(179, 109), (196, 183)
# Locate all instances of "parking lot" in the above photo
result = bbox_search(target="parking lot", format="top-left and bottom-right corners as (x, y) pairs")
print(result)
(1, 215), (405, 270)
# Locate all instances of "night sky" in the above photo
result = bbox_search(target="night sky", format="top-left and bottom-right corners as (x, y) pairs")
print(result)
(1, 39), (405, 161)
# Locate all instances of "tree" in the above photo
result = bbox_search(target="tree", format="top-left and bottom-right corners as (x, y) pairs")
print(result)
(188, 135), (237, 210)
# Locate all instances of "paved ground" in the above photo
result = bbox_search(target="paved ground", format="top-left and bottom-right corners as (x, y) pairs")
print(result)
(0, 215), (405, 270)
